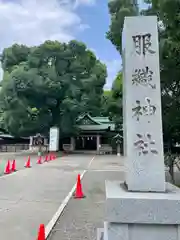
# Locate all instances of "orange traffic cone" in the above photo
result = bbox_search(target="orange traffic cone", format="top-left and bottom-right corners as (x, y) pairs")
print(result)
(37, 224), (45, 240)
(25, 156), (31, 168)
(4, 160), (11, 174)
(74, 174), (85, 199)
(44, 155), (48, 162)
(37, 156), (42, 164)
(51, 153), (54, 160)
(50, 153), (55, 160)
(11, 160), (17, 172)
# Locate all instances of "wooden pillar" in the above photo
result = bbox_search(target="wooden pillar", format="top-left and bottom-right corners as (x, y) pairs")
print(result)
(70, 137), (75, 151)
(29, 136), (33, 150)
(96, 135), (100, 153)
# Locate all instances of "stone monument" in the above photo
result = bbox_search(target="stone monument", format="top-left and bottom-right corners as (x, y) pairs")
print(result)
(123, 15), (165, 192)
(98, 16), (180, 240)
(49, 126), (59, 152)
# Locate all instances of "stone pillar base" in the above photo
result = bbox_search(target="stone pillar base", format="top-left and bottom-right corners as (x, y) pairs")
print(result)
(98, 181), (180, 240)
(97, 228), (104, 240)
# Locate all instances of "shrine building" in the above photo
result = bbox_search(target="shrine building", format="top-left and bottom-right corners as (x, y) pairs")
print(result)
(61, 113), (119, 154)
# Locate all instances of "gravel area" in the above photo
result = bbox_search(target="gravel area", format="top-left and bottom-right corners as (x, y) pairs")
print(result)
(48, 170), (125, 240)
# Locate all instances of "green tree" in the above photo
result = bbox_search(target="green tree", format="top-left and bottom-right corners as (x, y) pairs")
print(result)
(0, 44), (30, 73)
(101, 90), (113, 117)
(107, 0), (180, 146)
(0, 40), (107, 137)
(101, 71), (123, 131)
(106, 0), (138, 54)
(110, 71), (123, 130)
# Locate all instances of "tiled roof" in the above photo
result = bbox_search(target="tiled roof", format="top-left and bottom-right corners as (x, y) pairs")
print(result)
(92, 117), (112, 124)
(78, 124), (115, 131)
(76, 113), (115, 131)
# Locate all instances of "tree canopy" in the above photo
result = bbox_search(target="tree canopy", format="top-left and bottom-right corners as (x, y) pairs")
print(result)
(107, 0), (180, 146)
(0, 40), (107, 137)
(101, 71), (123, 131)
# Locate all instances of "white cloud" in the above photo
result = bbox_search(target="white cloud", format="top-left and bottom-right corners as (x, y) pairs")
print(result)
(0, 0), (95, 80)
(73, 0), (96, 8)
(0, 0), (91, 52)
(88, 49), (122, 90)
(0, 0), (118, 90)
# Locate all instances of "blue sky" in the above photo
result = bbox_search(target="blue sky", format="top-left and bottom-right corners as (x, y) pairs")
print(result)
(76, 0), (121, 89)
(0, 0), (147, 89)
(75, 0), (147, 88)
(77, 0), (120, 63)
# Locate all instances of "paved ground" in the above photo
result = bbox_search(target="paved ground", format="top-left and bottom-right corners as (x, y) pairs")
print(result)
(0, 151), (41, 176)
(48, 171), (124, 240)
(0, 153), (95, 240)
(48, 155), (125, 240)
(0, 152), (179, 240)
(48, 155), (180, 240)
(89, 154), (125, 171)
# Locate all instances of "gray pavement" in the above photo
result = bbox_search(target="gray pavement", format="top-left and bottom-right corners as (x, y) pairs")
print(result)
(0, 152), (40, 176)
(89, 154), (125, 171)
(1, 152), (179, 240)
(0, 153), (94, 240)
(48, 155), (180, 240)
(48, 164), (124, 240)
(47, 155), (125, 240)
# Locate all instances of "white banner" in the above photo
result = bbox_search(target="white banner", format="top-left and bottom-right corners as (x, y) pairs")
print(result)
(49, 127), (59, 151)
